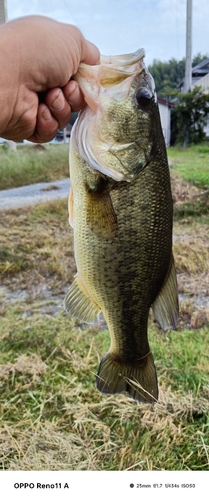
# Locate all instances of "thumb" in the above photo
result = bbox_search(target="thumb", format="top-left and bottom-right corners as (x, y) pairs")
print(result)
(81, 39), (100, 66)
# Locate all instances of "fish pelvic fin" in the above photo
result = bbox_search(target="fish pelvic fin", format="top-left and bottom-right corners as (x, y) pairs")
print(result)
(152, 255), (179, 331)
(64, 276), (100, 323)
(96, 351), (158, 403)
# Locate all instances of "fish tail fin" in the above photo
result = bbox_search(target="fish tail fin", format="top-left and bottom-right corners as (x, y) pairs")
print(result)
(96, 351), (158, 403)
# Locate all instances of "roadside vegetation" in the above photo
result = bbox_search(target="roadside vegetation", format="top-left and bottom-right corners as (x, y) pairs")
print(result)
(0, 146), (209, 470)
(0, 143), (69, 190)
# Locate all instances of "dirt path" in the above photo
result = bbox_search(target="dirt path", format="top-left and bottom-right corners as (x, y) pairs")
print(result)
(0, 178), (70, 211)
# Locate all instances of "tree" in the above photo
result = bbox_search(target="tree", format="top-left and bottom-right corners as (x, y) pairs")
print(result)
(148, 58), (185, 97)
(192, 52), (208, 67)
(171, 87), (209, 146)
(148, 54), (209, 98)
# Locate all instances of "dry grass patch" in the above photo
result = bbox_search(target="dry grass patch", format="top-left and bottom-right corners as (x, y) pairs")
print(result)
(171, 173), (209, 329)
(1, 382), (209, 471)
(0, 200), (75, 292)
(171, 172), (207, 205)
(174, 238), (209, 275)
(0, 353), (47, 381)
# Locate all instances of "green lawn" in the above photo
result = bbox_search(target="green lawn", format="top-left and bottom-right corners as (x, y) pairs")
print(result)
(168, 144), (209, 188)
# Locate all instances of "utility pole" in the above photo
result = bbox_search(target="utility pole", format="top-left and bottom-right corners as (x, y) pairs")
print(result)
(183, 0), (193, 93)
(0, 0), (7, 24)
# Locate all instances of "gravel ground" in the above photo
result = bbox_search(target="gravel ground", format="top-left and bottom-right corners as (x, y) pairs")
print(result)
(0, 178), (70, 210)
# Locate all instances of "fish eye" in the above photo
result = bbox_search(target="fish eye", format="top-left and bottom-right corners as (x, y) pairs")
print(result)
(136, 88), (152, 109)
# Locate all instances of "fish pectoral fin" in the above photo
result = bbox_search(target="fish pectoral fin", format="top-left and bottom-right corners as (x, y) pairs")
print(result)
(86, 187), (118, 239)
(96, 351), (158, 403)
(64, 276), (100, 323)
(152, 256), (179, 331)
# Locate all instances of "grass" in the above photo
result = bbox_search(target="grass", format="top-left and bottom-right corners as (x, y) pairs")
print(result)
(0, 308), (209, 471)
(0, 145), (209, 470)
(1, 190), (209, 471)
(0, 143), (69, 190)
(168, 143), (209, 188)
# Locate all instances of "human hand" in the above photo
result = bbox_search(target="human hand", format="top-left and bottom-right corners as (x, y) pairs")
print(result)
(0, 16), (100, 142)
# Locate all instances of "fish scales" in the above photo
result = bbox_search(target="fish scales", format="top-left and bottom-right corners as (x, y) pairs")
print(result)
(64, 49), (179, 403)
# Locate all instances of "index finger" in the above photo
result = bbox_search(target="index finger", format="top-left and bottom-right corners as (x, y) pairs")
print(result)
(63, 80), (86, 112)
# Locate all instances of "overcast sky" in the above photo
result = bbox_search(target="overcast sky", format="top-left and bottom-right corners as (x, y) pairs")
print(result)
(6, 0), (209, 66)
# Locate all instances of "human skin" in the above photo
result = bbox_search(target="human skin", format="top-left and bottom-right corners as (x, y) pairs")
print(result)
(0, 15), (100, 142)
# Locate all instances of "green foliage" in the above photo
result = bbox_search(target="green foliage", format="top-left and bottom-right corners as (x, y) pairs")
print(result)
(171, 87), (209, 146)
(148, 58), (185, 97)
(148, 53), (209, 97)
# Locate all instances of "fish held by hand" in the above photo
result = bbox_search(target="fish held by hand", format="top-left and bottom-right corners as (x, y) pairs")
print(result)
(64, 49), (179, 403)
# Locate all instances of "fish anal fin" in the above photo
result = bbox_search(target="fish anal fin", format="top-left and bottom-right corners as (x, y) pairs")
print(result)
(152, 256), (179, 331)
(64, 276), (100, 323)
(96, 351), (158, 403)
(86, 186), (118, 239)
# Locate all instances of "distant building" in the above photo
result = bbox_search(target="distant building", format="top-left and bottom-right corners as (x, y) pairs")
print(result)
(178, 58), (209, 92)
(158, 97), (174, 147)
(191, 59), (209, 138)
(192, 72), (209, 94)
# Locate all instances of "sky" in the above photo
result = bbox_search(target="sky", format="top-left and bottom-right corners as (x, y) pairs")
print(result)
(6, 0), (209, 66)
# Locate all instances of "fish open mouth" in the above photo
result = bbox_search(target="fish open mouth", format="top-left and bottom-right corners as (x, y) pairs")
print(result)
(73, 48), (147, 109)
(71, 48), (156, 182)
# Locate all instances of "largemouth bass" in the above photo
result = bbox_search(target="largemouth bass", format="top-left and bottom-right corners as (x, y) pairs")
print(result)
(64, 49), (179, 403)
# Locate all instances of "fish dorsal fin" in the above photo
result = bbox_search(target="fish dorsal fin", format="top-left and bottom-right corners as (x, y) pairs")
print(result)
(64, 276), (100, 323)
(86, 185), (118, 239)
(152, 256), (179, 331)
